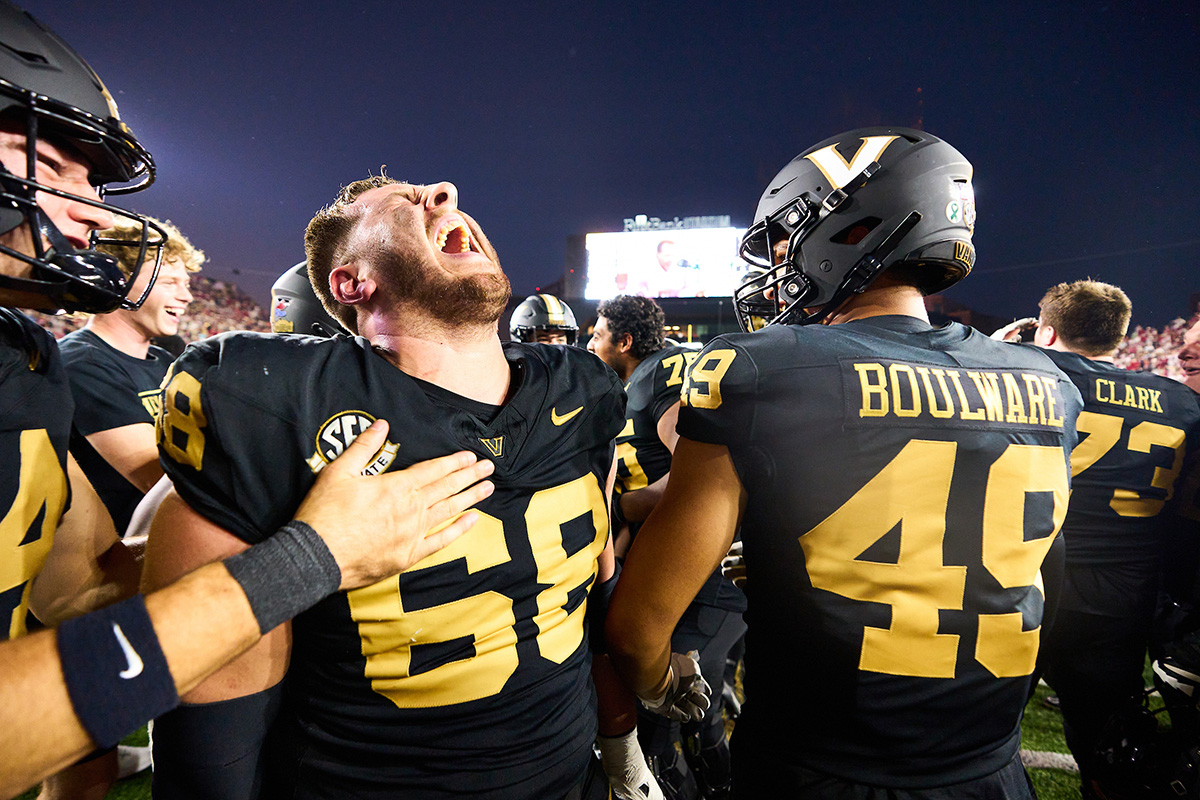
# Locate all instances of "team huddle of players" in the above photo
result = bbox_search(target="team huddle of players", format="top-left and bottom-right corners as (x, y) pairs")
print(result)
(2, 3), (1200, 800)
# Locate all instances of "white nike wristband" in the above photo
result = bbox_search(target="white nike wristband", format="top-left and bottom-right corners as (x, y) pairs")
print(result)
(57, 594), (180, 749)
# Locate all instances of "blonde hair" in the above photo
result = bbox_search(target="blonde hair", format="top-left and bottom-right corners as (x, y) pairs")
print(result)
(97, 216), (205, 276)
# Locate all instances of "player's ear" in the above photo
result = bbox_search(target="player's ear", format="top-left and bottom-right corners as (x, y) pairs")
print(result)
(1033, 323), (1056, 348)
(618, 333), (634, 354)
(330, 262), (376, 306)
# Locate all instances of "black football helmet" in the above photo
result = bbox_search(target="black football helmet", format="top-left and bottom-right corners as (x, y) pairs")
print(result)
(0, 1), (167, 314)
(270, 262), (347, 337)
(735, 127), (976, 330)
(509, 293), (578, 345)
(732, 267), (778, 332)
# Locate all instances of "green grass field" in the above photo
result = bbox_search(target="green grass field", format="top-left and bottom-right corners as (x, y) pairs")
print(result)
(17, 684), (1084, 800)
(1025, 682), (1082, 800)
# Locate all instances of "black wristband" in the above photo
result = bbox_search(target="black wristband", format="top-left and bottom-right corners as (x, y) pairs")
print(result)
(610, 490), (627, 533)
(223, 520), (342, 634)
(58, 595), (180, 750)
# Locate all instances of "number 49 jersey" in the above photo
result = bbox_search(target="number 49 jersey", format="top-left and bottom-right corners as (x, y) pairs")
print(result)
(677, 316), (1082, 788)
(157, 333), (626, 798)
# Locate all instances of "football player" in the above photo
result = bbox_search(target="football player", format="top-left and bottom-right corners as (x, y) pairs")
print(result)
(0, 4), (491, 798)
(1001, 281), (1200, 798)
(608, 127), (1083, 798)
(589, 294), (744, 799)
(142, 176), (656, 798)
(0, 4), (168, 796)
(60, 217), (203, 535)
(509, 292), (579, 345)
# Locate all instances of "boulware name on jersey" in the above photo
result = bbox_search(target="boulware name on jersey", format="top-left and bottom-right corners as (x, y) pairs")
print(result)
(850, 359), (1069, 429)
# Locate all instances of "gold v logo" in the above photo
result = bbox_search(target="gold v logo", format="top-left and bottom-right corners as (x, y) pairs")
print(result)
(804, 135), (899, 191)
(479, 437), (504, 457)
(551, 406), (584, 426)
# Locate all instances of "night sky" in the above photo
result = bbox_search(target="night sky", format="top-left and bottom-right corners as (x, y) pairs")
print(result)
(19, 1), (1200, 327)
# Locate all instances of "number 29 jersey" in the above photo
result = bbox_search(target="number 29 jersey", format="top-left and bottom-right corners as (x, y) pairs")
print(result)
(157, 333), (626, 798)
(677, 316), (1082, 788)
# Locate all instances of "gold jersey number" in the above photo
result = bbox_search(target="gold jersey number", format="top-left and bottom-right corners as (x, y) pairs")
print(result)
(1070, 410), (1186, 518)
(0, 429), (68, 638)
(158, 367), (207, 472)
(800, 439), (1068, 679)
(348, 473), (608, 708)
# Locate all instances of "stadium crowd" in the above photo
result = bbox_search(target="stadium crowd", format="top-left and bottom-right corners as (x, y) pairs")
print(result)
(27, 275), (269, 342)
(2, 3), (1200, 800)
(1115, 313), (1200, 379)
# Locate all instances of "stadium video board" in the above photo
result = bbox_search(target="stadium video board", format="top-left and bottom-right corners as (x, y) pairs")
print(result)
(583, 225), (747, 301)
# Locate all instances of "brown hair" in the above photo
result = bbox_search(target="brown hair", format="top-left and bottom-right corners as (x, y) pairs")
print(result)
(304, 174), (399, 333)
(1038, 279), (1131, 356)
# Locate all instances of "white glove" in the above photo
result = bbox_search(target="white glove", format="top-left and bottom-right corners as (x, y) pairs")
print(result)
(990, 317), (1037, 342)
(596, 728), (665, 800)
(721, 540), (746, 588)
(638, 650), (710, 723)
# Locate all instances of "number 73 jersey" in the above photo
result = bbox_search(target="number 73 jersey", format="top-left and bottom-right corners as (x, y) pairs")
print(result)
(156, 333), (625, 797)
(676, 316), (1082, 787)
(1037, 347), (1200, 569)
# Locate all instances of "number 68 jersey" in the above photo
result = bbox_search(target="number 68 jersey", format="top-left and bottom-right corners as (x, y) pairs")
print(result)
(677, 316), (1082, 788)
(157, 332), (625, 798)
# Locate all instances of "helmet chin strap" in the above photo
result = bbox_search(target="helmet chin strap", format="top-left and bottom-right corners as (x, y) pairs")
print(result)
(776, 210), (923, 327)
(0, 199), (130, 313)
(0, 163), (153, 313)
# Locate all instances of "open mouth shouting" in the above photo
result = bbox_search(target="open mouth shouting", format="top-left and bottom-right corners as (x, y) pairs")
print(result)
(434, 216), (478, 255)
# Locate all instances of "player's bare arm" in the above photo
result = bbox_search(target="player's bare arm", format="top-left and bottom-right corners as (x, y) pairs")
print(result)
(0, 420), (493, 797)
(29, 456), (139, 626)
(141, 487), (292, 701)
(607, 437), (746, 698)
(84, 422), (162, 493)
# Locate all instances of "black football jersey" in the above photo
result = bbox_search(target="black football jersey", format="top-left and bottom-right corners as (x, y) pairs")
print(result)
(59, 328), (173, 533)
(676, 316), (1082, 787)
(616, 345), (744, 612)
(1038, 348), (1200, 570)
(614, 345), (696, 496)
(0, 310), (71, 640)
(157, 333), (625, 798)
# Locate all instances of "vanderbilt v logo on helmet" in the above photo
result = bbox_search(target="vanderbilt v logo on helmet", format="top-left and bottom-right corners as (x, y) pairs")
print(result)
(736, 127), (976, 330)
(804, 135), (899, 192)
(0, 1), (167, 314)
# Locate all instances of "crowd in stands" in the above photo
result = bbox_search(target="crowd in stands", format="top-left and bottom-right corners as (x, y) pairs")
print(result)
(1114, 311), (1200, 380)
(28, 275), (270, 341)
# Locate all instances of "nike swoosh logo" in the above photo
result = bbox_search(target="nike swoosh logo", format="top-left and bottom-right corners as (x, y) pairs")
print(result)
(551, 406), (584, 426)
(113, 623), (144, 679)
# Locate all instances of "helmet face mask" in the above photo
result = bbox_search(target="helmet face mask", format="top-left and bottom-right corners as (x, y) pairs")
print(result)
(735, 128), (976, 331)
(0, 3), (164, 314)
(509, 294), (578, 346)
